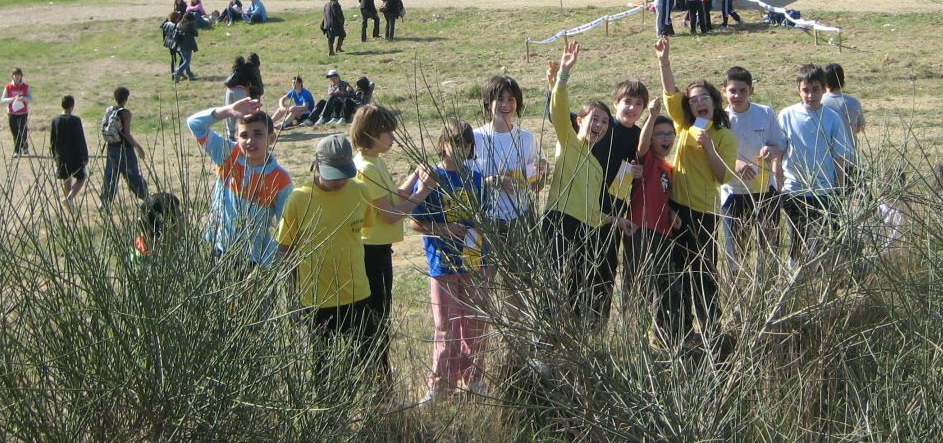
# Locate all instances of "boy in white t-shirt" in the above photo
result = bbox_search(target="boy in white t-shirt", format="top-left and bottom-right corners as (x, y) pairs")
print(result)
(720, 66), (786, 274)
(472, 75), (546, 231)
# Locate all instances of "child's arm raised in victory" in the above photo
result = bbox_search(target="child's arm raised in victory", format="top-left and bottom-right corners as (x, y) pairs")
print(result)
(654, 38), (677, 95)
(637, 97), (662, 159)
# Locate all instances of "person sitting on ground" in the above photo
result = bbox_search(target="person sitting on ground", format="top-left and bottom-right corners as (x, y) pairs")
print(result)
(272, 76), (316, 130)
(220, 0), (243, 25)
(173, 0), (187, 16)
(321, 0), (346, 55)
(303, 69), (358, 127)
(355, 76), (375, 106)
(50, 95), (89, 205)
(185, 0), (213, 29)
(134, 193), (184, 257)
(243, 0), (268, 24)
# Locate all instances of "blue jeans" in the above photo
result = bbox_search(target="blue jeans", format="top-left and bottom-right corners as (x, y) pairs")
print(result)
(655, 0), (675, 36)
(174, 49), (194, 78)
(100, 143), (148, 204)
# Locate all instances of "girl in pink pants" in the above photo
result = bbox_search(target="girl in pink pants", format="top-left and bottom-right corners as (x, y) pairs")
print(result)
(410, 119), (488, 403)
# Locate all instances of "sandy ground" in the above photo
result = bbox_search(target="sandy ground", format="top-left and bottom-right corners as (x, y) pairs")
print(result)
(1, 0), (937, 33)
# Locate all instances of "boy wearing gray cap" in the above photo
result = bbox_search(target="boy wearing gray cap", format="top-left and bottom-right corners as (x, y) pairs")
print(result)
(276, 134), (378, 354)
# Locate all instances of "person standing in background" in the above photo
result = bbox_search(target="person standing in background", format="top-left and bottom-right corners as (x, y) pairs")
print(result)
(380, 0), (403, 40)
(321, 0), (346, 56)
(360, 0), (381, 42)
(50, 95), (89, 204)
(2, 68), (31, 157)
(655, 0), (675, 37)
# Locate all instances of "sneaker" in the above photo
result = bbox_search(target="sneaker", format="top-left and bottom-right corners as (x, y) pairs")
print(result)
(327, 117), (343, 126)
(299, 119), (315, 127)
(312, 117), (328, 127)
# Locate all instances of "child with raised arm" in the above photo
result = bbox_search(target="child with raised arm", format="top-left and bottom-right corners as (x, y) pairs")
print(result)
(545, 61), (648, 328)
(352, 103), (436, 375)
(276, 134), (377, 357)
(720, 66), (785, 274)
(410, 119), (487, 403)
(187, 97), (293, 269)
(544, 42), (636, 330)
(654, 37), (737, 343)
(49, 95), (89, 204)
(778, 64), (852, 267)
(625, 97), (683, 344)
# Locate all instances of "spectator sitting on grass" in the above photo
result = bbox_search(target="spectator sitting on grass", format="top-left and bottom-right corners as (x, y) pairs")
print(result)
(302, 69), (358, 128)
(355, 76), (375, 106)
(243, 0), (268, 24)
(272, 76), (316, 130)
(220, 0), (243, 25)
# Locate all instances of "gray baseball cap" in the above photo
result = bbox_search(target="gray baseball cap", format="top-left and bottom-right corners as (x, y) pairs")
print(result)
(315, 134), (356, 180)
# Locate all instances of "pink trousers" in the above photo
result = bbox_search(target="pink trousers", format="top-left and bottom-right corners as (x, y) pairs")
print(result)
(427, 272), (488, 392)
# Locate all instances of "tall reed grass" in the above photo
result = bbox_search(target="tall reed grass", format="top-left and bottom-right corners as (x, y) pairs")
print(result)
(1, 84), (940, 442)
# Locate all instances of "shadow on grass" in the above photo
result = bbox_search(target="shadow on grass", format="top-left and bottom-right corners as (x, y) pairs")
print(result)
(388, 36), (446, 43)
(275, 131), (330, 142)
(193, 75), (229, 83)
(345, 49), (404, 56)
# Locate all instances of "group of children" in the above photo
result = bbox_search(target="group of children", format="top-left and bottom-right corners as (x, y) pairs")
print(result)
(20, 32), (866, 404)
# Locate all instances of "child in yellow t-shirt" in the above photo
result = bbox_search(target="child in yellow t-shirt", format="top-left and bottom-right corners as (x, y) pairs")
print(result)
(654, 37), (737, 343)
(275, 134), (376, 354)
(351, 103), (436, 374)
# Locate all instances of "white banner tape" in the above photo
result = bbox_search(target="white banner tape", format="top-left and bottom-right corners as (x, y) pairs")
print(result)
(744, 0), (841, 33)
(528, 6), (645, 45)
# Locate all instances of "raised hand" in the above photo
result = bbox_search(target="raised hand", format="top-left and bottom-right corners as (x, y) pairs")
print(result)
(546, 60), (560, 88)
(648, 96), (662, 115)
(654, 37), (670, 63)
(559, 41), (580, 74)
(227, 97), (263, 119)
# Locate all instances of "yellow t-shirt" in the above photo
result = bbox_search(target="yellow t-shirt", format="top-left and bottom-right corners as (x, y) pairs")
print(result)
(546, 83), (606, 227)
(275, 178), (375, 308)
(355, 153), (404, 245)
(664, 90), (738, 214)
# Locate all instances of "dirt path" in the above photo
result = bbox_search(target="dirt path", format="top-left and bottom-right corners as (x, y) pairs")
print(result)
(1, 0), (935, 33)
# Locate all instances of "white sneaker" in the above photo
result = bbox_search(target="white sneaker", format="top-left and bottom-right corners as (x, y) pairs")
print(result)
(312, 117), (327, 127)
(328, 117), (343, 126)
(299, 119), (315, 127)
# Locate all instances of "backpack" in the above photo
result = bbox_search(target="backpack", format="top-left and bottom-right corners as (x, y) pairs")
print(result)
(162, 22), (177, 49)
(783, 9), (801, 27)
(101, 106), (125, 144)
